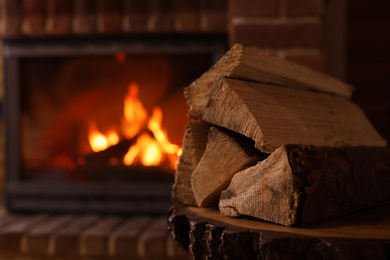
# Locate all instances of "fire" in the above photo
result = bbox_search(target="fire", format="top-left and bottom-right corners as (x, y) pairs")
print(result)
(121, 82), (148, 139)
(148, 107), (182, 157)
(87, 82), (182, 170)
(123, 133), (162, 166)
(88, 121), (119, 152)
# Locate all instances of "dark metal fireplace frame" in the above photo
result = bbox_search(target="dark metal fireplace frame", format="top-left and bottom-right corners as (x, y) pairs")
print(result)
(3, 34), (227, 214)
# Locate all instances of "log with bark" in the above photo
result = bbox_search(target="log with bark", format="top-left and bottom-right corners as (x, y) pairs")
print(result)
(168, 203), (390, 260)
(185, 43), (354, 119)
(219, 144), (390, 227)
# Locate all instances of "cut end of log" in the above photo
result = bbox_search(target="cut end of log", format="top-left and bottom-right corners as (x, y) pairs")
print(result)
(220, 144), (390, 227)
(191, 127), (267, 208)
(219, 146), (301, 227)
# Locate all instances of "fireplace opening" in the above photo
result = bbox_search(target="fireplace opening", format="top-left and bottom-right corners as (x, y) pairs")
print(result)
(21, 53), (197, 182)
(3, 35), (227, 213)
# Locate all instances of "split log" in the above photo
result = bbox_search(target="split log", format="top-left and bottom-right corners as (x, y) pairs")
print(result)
(202, 78), (386, 153)
(168, 203), (390, 260)
(219, 145), (390, 227)
(172, 121), (211, 206)
(191, 127), (267, 207)
(185, 43), (354, 118)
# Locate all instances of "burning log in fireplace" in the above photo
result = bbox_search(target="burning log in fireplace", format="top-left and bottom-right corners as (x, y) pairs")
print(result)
(172, 44), (389, 227)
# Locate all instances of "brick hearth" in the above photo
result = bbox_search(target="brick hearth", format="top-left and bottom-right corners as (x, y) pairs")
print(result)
(0, 212), (190, 259)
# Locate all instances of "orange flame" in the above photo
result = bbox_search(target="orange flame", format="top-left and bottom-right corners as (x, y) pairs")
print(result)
(88, 122), (119, 152)
(121, 82), (147, 139)
(148, 107), (182, 161)
(123, 133), (162, 166)
(87, 82), (182, 170)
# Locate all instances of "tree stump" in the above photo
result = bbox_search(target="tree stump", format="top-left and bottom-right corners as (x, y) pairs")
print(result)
(167, 203), (390, 259)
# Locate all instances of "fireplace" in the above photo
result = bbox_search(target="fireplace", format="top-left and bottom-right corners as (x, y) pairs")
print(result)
(3, 35), (227, 213)
(0, 0), (337, 217)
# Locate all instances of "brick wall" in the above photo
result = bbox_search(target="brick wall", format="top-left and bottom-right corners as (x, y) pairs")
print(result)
(0, 0), (332, 74)
(0, 0), (228, 36)
(229, 0), (326, 72)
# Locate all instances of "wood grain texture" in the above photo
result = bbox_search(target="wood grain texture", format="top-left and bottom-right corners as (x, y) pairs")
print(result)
(191, 126), (267, 207)
(168, 203), (390, 259)
(220, 145), (390, 226)
(172, 121), (211, 206)
(185, 43), (354, 119)
(202, 78), (386, 153)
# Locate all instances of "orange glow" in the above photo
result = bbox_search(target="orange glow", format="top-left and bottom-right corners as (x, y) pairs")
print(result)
(115, 52), (126, 62)
(88, 121), (119, 152)
(76, 156), (85, 166)
(121, 83), (148, 139)
(86, 81), (182, 170)
(123, 133), (162, 166)
(148, 107), (182, 166)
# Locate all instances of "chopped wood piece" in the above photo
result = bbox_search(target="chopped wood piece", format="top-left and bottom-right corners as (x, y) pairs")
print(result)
(168, 203), (390, 259)
(202, 78), (386, 153)
(172, 121), (211, 206)
(219, 145), (390, 227)
(185, 43), (354, 118)
(191, 127), (267, 207)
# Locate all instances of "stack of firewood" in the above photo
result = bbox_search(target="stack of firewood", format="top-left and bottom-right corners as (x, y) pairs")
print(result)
(172, 44), (390, 227)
